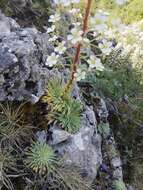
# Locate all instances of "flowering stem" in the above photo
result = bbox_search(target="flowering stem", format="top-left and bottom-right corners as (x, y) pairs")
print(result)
(62, 0), (92, 96)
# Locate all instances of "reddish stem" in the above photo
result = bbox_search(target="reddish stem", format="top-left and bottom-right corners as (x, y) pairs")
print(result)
(63, 0), (92, 94)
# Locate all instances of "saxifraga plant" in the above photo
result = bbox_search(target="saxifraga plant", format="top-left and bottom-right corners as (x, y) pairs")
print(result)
(57, 98), (82, 133)
(63, 0), (93, 95)
(42, 78), (82, 133)
(25, 141), (57, 174)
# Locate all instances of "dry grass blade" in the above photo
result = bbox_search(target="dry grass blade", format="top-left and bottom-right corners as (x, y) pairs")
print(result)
(0, 148), (17, 190)
(0, 102), (33, 148)
(55, 165), (92, 190)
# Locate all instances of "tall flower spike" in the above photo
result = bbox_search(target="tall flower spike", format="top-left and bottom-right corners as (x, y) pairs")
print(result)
(62, 0), (93, 96)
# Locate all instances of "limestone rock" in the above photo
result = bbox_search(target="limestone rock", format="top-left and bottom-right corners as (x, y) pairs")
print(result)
(0, 12), (53, 103)
(50, 127), (71, 145)
(50, 106), (102, 183)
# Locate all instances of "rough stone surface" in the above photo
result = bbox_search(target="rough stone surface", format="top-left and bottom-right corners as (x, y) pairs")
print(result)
(36, 130), (47, 144)
(0, 12), (53, 103)
(0, 13), (103, 183)
(49, 106), (102, 183)
(50, 127), (71, 145)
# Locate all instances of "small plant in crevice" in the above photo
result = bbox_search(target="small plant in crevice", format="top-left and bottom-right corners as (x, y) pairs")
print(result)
(25, 141), (57, 174)
(41, 78), (82, 133)
(98, 122), (110, 138)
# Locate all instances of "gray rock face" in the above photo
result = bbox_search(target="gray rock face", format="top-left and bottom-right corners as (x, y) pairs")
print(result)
(50, 127), (71, 145)
(49, 106), (102, 183)
(0, 10), (19, 34)
(0, 12), (53, 103)
(36, 130), (47, 144)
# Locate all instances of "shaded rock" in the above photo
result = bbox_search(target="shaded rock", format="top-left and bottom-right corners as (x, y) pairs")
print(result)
(127, 185), (134, 190)
(36, 130), (47, 144)
(49, 106), (102, 183)
(10, 0), (28, 7)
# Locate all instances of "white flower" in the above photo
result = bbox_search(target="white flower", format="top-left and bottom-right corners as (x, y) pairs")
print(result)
(90, 10), (109, 34)
(48, 14), (60, 23)
(53, 0), (80, 6)
(54, 41), (67, 54)
(69, 8), (80, 14)
(74, 68), (86, 81)
(115, 0), (127, 5)
(45, 53), (59, 67)
(87, 55), (104, 71)
(98, 40), (113, 55)
(48, 35), (58, 42)
(83, 37), (90, 45)
(90, 10), (109, 26)
(67, 28), (83, 45)
(46, 25), (55, 33)
(92, 31), (98, 37)
(71, 0), (80, 3)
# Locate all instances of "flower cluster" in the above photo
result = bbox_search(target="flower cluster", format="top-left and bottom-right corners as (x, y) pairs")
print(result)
(45, 53), (59, 67)
(48, 14), (61, 23)
(90, 10), (109, 34)
(45, 0), (130, 80)
(113, 20), (143, 70)
(67, 28), (83, 45)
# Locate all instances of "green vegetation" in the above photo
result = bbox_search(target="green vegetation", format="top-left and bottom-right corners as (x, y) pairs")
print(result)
(42, 78), (82, 133)
(87, 52), (143, 100)
(79, 0), (143, 24)
(26, 141), (57, 174)
(85, 48), (143, 188)
(0, 0), (12, 16)
(98, 122), (110, 138)
(57, 98), (82, 133)
(114, 180), (126, 190)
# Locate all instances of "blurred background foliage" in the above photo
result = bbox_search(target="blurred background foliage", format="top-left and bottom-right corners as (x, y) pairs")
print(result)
(79, 0), (143, 24)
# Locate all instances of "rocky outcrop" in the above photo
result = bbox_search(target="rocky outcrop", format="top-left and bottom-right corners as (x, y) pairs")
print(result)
(0, 12), (102, 184)
(37, 106), (102, 183)
(0, 12), (53, 103)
